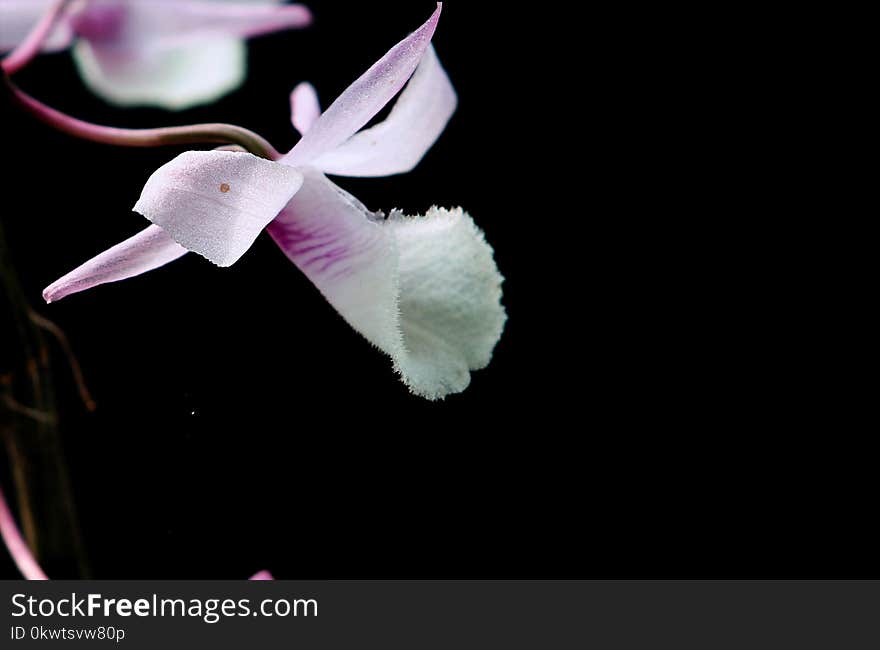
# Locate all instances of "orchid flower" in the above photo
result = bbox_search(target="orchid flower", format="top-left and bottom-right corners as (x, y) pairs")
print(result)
(44, 4), (506, 400)
(0, 0), (311, 109)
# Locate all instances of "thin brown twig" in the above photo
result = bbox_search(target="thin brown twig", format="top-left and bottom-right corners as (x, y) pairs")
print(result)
(28, 311), (96, 412)
(1, 395), (55, 425)
(1, 428), (40, 554)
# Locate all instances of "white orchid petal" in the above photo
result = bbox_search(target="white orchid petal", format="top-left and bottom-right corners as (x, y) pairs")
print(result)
(43, 224), (187, 303)
(386, 207), (506, 397)
(68, 0), (309, 109)
(134, 151), (303, 267)
(71, 1), (310, 50)
(268, 170), (398, 351)
(314, 46), (457, 177)
(268, 171), (506, 399)
(72, 36), (247, 110)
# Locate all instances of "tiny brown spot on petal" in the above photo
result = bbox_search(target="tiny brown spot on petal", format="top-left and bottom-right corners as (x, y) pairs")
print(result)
(219, 183), (230, 193)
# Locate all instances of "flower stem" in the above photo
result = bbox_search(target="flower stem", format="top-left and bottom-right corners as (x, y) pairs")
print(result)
(28, 311), (96, 413)
(0, 0), (73, 76)
(2, 78), (280, 160)
(0, 481), (49, 579)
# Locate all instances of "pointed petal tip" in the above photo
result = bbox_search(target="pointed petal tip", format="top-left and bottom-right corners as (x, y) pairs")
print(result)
(427, 4), (442, 33)
(41, 225), (189, 303)
(293, 4), (313, 25)
(271, 4), (313, 29)
(42, 286), (59, 304)
(283, 3), (444, 165)
(313, 44), (456, 177)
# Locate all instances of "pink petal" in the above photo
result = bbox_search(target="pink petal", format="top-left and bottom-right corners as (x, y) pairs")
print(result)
(74, 0), (312, 47)
(43, 225), (187, 303)
(290, 82), (321, 136)
(133, 151), (303, 267)
(282, 3), (442, 167)
(69, 1), (311, 109)
(0, 485), (48, 580)
(313, 45), (457, 177)
(150, 1), (312, 43)
(249, 570), (274, 580)
(0, 0), (74, 53)
(267, 170), (398, 352)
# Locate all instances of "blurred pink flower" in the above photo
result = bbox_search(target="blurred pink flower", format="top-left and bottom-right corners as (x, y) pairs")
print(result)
(1, 482), (274, 580)
(45, 4), (506, 399)
(0, 0), (311, 109)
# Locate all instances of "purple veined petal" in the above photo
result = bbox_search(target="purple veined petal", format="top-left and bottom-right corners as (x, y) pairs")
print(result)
(134, 150), (303, 267)
(268, 169), (506, 399)
(290, 82), (321, 136)
(249, 570), (274, 580)
(282, 3), (442, 167)
(268, 169), (398, 352)
(0, 0), (74, 53)
(43, 224), (187, 304)
(313, 46), (457, 177)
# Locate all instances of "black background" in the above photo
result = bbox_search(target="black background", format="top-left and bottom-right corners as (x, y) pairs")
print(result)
(1, 4), (872, 580)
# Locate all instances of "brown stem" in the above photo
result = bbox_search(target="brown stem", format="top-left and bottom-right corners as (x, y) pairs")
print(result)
(3, 77), (280, 160)
(29, 311), (96, 412)
(0, 219), (91, 577)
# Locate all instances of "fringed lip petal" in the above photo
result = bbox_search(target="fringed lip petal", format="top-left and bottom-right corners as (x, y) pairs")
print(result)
(385, 206), (506, 398)
(282, 3), (442, 167)
(268, 169), (506, 399)
(313, 46), (457, 177)
(133, 150), (304, 267)
(43, 224), (187, 303)
(290, 82), (321, 136)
